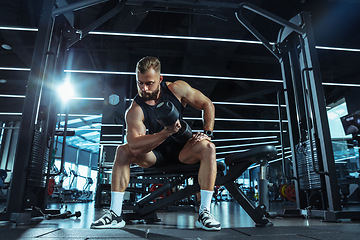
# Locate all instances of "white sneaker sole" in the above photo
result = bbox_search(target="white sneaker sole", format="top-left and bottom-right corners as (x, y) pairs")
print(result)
(91, 220), (126, 229)
(195, 220), (221, 231)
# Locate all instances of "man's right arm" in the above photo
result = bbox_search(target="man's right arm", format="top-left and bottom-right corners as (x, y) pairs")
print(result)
(125, 103), (181, 157)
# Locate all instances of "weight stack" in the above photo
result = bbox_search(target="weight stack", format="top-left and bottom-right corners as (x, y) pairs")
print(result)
(27, 130), (49, 188)
(296, 140), (322, 190)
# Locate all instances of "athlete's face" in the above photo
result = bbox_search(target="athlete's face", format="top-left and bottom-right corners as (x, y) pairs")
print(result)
(136, 68), (163, 101)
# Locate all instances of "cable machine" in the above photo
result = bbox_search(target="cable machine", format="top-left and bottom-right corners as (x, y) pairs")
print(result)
(236, 2), (360, 221)
(0, 0), (126, 224)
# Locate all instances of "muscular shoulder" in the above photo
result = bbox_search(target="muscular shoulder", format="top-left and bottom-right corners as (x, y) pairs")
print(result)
(167, 80), (192, 100)
(125, 101), (144, 123)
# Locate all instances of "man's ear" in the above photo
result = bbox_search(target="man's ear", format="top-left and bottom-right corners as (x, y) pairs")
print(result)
(159, 75), (163, 82)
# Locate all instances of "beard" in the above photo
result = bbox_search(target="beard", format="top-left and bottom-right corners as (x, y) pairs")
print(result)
(139, 86), (160, 101)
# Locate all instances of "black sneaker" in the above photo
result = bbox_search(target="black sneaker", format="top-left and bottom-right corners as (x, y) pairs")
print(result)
(90, 209), (125, 229)
(195, 208), (221, 231)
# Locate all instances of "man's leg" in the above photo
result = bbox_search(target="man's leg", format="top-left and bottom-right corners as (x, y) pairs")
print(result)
(110, 144), (157, 215)
(179, 139), (217, 190)
(91, 144), (157, 229)
(179, 139), (221, 231)
(109, 144), (133, 217)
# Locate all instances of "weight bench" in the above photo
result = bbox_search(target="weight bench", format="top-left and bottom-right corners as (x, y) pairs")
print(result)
(124, 145), (278, 227)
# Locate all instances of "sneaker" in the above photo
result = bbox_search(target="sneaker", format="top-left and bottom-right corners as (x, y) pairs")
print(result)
(195, 208), (221, 231)
(90, 209), (125, 229)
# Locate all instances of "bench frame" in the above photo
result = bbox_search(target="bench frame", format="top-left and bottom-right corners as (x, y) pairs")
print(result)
(123, 145), (277, 227)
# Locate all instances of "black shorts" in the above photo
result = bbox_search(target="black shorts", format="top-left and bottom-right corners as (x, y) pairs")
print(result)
(150, 141), (187, 168)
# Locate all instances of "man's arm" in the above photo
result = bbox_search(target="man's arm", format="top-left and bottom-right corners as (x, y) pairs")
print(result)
(125, 102), (181, 157)
(169, 80), (215, 132)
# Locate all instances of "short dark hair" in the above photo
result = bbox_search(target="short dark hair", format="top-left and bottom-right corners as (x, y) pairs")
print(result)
(136, 56), (161, 74)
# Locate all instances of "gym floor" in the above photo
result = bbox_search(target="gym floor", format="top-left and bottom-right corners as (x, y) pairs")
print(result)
(1, 201), (360, 239)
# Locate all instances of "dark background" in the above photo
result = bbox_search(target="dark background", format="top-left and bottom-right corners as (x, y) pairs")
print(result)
(1, 0), (360, 154)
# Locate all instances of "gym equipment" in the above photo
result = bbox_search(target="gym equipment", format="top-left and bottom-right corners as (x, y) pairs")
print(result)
(0, 170), (10, 204)
(341, 109), (360, 135)
(33, 206), (81, 220)
(62, 170), (94, 202)
(124, 145), (277, 227)
(0, 170), (7, 188)
(236, 2), (360, 221)
(285, 185), (296, 202)
(46, 210), (81, 220)
(213, 186), (226, 203)
(47, 178), (56, 196)
(77, 177), (94, 202)
(1, 0), (127, 224)
(258, 158), (269, 209)
(154, 101), (193, 143)
(279, 184), (288, 199)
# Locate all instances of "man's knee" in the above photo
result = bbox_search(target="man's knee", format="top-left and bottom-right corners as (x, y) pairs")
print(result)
(202, 140), (216, 155)
(198, 140), (216, 162)
(179, 140), (216, 164)
(114, 144), (134, 165)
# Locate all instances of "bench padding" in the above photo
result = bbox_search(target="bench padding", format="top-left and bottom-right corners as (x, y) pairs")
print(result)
(225, 145), (277, 166)
(126, 145), (278, 227)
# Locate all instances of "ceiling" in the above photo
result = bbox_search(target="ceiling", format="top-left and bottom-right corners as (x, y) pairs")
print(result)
(1, 0), (360, 155)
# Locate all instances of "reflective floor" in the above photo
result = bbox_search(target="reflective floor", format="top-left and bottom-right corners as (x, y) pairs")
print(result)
(4, 200), (355, 230)
(2, 201), (360, 240)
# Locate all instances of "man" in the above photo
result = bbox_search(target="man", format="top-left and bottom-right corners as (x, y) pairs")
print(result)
(91, 56), (220, 231)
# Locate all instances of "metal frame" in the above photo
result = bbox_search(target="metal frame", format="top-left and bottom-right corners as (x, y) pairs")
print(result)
(236, 2), (360, 221)
(0, 0), (126, 223)
(123, 145), (277, 227)
(3, 0), (59, 221)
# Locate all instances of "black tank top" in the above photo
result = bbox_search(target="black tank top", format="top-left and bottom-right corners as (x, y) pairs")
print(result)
(134, 81), (185, 147)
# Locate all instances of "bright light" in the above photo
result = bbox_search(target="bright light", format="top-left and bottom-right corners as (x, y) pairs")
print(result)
(2, 67), (360, 88)
(316, 46), (360, 52)
(184, 117), (287, 122)
(0, 94), (25, 98)
(1, 44), (12, 50)
(212, 130), (284, 133)
(215, 141), (279, 149)
(0, 112), (22, 115)
(2, 26), (360, 52)
(213, 101), (286, 107)
(212, 136), (278, 142)
(327, 102), (348, 139)
(58, 80), (74, 102)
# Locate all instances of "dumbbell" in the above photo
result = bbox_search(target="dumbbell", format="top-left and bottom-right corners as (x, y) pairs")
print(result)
(154, 101), (193, 143)
(46, 210), (81, 219)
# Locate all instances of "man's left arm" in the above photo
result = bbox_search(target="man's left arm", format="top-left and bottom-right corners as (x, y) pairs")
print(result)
(170, 80), (215, 134)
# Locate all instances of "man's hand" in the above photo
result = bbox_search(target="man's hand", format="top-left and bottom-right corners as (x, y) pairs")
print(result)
(163, 119), (182, 135)
(190, 132), (211, 145)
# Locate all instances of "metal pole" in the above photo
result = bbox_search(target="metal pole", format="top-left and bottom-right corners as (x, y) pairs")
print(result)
(301, 12), (341, 211)
(258, 159), (269, 210)
(5, 0), (56, 217)
(68, 0), (126, 47)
